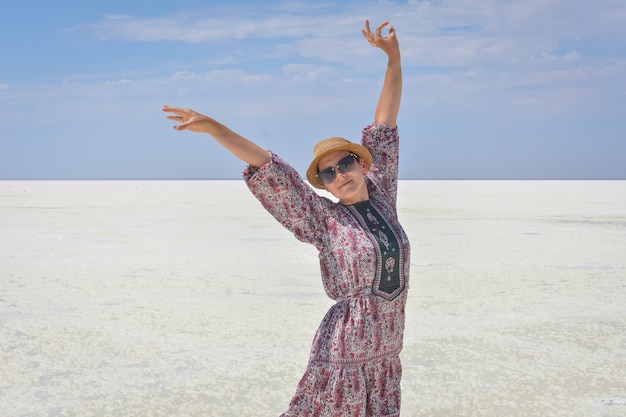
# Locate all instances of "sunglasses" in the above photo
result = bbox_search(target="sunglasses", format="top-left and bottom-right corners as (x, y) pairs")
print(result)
(316, 153), (359, 185)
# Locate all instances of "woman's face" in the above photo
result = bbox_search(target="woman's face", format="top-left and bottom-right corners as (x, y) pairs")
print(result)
(317, 150), (369, 205)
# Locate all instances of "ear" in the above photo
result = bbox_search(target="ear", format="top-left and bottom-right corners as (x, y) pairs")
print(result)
(359, 159), (369, 174)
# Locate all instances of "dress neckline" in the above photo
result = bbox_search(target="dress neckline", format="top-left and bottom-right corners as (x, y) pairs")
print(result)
(344, 199), (370, 208)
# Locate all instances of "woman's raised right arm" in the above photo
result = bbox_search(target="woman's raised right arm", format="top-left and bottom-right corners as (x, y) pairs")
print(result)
(361, 20), (402, 129)
(163, 105), (271, 168)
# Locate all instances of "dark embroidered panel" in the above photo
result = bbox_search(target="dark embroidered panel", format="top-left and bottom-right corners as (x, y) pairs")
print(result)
(348, 201), (404, 300)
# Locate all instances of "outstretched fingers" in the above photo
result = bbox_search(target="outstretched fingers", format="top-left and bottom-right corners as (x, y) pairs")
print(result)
(375, 21), (390, 40)
(361, 19), (373, 45)
(163, 105), (191, 130)
(363, 20), (393, 47)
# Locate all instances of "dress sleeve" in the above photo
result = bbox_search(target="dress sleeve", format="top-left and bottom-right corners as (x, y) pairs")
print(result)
(361, 124), (400, 209)
(243, 152), (328, 249)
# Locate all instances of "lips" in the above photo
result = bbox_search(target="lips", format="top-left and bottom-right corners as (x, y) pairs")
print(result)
(336, 179), (352, 189)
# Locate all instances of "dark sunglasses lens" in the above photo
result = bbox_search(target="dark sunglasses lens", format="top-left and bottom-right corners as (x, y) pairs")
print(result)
(317, 168), (336, 184)
(337, 155), (356, 172)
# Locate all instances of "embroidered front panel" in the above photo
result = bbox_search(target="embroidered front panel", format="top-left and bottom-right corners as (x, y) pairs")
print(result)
(348, 201), (405, 300)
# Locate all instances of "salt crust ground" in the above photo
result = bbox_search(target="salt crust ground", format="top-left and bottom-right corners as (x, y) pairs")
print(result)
(1, 180), (625, 417)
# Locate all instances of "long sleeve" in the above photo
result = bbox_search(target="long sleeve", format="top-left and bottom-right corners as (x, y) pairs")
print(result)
(243, 152), (331, 249)
(361, 124), (400, 210)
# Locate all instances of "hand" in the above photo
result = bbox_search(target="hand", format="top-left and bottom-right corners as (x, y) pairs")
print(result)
(361, 20), (400, 58)
(162, 105), (211, 133)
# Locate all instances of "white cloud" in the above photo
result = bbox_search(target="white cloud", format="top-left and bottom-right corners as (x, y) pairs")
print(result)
(92, 14), (229, 42)
(77, 9), (353, 43)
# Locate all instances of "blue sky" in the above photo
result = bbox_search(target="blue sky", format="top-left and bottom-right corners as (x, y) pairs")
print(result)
(1, 0), (625, 180)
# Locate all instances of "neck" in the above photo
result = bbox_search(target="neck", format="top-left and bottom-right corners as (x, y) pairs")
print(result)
(339, 189), (369, 205)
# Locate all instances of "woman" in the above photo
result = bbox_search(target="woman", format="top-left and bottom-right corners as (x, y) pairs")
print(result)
(163, 19), (409, 417)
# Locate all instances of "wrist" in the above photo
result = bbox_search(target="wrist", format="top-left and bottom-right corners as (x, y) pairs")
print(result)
(386, 50), (401, 62)
(387, 54), (401, 68)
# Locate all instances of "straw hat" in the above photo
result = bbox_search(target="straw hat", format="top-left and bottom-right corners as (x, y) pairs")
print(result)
(306, 137), (372, 189)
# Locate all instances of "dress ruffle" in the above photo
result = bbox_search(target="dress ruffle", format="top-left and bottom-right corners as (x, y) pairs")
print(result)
(281, 354), (402, 417)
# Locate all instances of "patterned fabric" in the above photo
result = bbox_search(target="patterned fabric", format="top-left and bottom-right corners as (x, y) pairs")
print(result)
(243, 124), (410, 417)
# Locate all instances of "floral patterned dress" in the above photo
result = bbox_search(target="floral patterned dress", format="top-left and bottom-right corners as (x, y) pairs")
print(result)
(243, 124), (410, 417)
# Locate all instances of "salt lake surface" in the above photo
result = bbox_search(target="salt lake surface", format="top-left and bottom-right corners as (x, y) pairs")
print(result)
(1, 180), (625, 417)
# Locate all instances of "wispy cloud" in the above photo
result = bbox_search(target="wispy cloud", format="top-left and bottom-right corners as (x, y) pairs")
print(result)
(72, 6), (356, 43)
(75, 1), (626, 64)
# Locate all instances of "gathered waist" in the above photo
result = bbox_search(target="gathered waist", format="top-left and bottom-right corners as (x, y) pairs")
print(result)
(335, 290), (373, 302)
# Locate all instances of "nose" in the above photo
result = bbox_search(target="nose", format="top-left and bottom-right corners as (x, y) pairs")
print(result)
(335, 169), (348, 180)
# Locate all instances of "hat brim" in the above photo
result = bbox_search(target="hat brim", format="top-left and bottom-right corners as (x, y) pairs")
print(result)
(306, 142), (372, 189)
